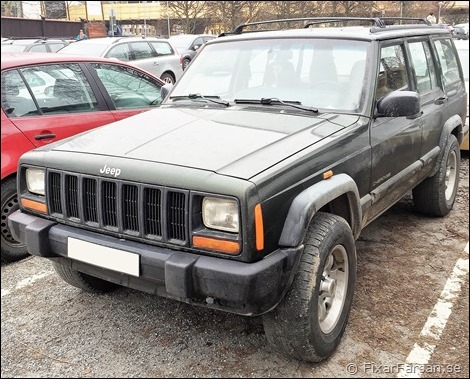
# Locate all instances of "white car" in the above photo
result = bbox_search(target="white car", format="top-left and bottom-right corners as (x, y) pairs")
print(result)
(57, 36), (183, 84)
(453, 22), (469, 40)
(455, 39), (469, 150)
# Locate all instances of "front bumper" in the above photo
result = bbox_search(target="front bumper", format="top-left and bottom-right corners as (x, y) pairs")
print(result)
(8, 210), (302, 316)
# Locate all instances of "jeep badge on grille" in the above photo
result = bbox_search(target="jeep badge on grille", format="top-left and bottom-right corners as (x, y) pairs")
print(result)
(99, 164), (121, 177)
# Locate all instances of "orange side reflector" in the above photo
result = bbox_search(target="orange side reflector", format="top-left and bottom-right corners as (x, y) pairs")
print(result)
(323, 170), (334, 180)
(21, 198), (47, 214)
(254, 203), (264, 251)
(192, 236), (240, 255)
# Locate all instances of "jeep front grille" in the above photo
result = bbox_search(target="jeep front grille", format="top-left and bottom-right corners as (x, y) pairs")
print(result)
(46, 170), (189, 245)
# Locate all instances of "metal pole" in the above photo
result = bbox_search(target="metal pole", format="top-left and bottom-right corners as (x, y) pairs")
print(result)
(438, 2), (443, 24)
(167, 1), (171, 37)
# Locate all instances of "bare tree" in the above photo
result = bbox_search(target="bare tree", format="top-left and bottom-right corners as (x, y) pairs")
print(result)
(206, 1), (270, 33)
(1, 1), (22, 17)
(44, 1), (67, 19)
(168, 1), (209, 34)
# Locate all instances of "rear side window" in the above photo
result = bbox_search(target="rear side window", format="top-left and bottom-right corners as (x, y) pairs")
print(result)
(408, 41), (438, 93)
(433, 39), (460, 85)
(149, 41), (174, 56)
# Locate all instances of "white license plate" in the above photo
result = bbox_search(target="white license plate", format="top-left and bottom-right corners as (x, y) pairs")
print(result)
(67, 238), (140, 277)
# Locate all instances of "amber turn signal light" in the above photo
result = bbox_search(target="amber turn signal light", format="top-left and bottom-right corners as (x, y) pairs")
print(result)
(21, 198), (47, 214)
(254, 203), (264, 251)
(192, 236), (240, 254)
(323, 170), (334, 180)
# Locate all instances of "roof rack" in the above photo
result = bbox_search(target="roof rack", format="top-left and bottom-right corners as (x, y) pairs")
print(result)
(380, 17), (431, 25)
(220, 16), (433, 36)
(3, 36), (72, 41)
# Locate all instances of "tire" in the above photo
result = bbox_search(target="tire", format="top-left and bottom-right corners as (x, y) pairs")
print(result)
(263, 212), (357, 362)
(1, 177), (29, 263)
(52, 261), (120, 293)
(182, 58), (191, 70)
(160, 72), (175, 84)
(413, 134), (460, 216)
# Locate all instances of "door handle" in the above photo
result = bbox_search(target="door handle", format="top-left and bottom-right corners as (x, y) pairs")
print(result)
(434, 96), (448, 105)
(153, 62), (159, 66)
(35, 133), (56, 140)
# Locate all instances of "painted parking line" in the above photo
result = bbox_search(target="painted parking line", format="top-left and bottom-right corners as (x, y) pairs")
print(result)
(1, 271), (52, 298)
(397, 242), (469, 378)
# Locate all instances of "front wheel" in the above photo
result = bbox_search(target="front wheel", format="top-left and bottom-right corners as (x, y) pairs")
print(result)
(263, 212), (357, 362)
(413, 134), (460, 216)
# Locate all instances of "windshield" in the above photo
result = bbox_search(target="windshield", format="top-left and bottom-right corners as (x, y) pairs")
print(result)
(57, 42), (108, 56)
(168, 35), (194, 51)
(1, 44), (28, 52)
(169, 38), (370, 112)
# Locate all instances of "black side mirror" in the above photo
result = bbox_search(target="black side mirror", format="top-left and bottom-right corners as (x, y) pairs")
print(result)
(376, 91), (421, 118)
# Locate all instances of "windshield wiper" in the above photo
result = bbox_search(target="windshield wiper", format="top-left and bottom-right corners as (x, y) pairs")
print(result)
(234, 98), (318, 113)
(170, 93), (230, 107)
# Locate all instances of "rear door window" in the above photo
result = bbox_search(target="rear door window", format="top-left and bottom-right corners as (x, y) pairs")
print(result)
(433, 39), (461, 85)
(130, 42), (154, 60)
(19, 63), (99, 115)
(408, 41), (438, 93)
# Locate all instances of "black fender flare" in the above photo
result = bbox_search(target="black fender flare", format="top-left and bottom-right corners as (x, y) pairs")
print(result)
(278, 174), (362, 247)
(432, 115), (463, 176)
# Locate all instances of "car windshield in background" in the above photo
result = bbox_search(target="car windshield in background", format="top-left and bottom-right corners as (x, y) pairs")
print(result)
(168, 35), (195, 51)
(57, 42), (108, 56)
(169, 38), (369, 112)
(1, 44), (29, 52)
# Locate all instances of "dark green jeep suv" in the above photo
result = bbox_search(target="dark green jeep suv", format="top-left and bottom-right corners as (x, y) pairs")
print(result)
(9, 17), (467, 362)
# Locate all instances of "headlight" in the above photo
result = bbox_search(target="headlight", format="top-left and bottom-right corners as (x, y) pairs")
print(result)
(26, 168), (45, 196)
(202, 197), (239, 233)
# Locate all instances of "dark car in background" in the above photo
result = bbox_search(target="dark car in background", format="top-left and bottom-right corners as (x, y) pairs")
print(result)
(168, 34), (216, 69)
(1, 37), (73, 53)
(1, 52), (165, 263)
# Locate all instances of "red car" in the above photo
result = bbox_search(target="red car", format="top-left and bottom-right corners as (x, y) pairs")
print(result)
(1, 52), (165, 262)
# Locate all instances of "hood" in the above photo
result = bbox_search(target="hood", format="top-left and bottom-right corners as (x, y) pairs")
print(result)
(49, 107), (359, 179)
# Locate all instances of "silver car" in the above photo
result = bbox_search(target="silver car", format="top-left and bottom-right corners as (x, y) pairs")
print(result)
(57, 36), (183, 84)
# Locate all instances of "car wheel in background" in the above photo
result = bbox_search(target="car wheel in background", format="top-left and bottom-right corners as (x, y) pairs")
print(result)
(182, 58), (191, 70)
(160, 72), (176, 84)
(1, 177), (29, 263)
